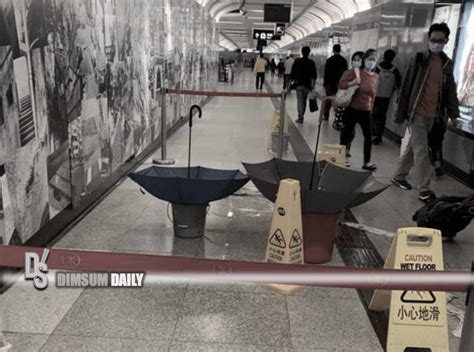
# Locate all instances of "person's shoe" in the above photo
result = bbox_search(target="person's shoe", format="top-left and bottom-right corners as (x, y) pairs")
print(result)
(362, 163), (377, 171)
(345, 150), (351, 158)
(435, 167), (445, 176)
(372, 137), (382, 145)
(391, 178), (412, 190)
(322, 116), (329, 121)
(418, 190), (436, 202)
(295, 119), (304, 124)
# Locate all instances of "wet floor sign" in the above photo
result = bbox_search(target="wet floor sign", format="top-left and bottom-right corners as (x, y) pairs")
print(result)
(267, 110), (289, 149)
(265, 179), (304, 294)
(369, 227), (449, 351)
(316, 144), (346, 168)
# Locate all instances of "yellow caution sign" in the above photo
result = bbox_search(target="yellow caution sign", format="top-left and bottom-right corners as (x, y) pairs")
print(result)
(265, 179), (304, 294)
(316, 144), (346, 168)
(271, 110), (289, 134)
(267, 110), (289, 150)
(369, 227), (449, 352)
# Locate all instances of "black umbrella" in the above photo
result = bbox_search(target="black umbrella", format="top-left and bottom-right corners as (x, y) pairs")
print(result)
(129, 166), (249, 205)
(242, 158), (389, 213)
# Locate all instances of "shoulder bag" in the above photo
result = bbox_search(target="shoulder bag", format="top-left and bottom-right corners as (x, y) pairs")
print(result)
(335, 68), (360, 108)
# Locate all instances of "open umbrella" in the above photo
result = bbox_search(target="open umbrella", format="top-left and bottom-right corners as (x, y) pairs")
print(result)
(242, 158), (389, 263)
(129, 105), (249, 239)
(129, 165), (249, 206)
(242, 158), (388, 213)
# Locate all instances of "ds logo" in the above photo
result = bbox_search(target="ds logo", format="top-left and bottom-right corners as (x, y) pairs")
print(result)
(24, 249), (50, 290)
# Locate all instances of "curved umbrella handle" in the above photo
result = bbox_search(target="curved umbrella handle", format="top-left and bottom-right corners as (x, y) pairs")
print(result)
(189, 105), (202, 127)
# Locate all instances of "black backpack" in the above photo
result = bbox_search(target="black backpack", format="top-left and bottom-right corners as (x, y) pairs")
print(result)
(413, 194), (474, 238)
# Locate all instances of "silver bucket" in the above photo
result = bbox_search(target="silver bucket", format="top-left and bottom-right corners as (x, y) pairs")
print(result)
(271, 132), (290, 154)
(171, 203), (208, 239)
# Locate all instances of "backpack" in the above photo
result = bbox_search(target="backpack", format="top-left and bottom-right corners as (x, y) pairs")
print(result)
(376, 64), (396, 98)
(413, 194), (474, 238)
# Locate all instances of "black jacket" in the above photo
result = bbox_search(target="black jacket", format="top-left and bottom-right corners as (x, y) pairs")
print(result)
(323, 54), (348, 90)
(290, 57), (317, 89)
(396, 50), (459, 123)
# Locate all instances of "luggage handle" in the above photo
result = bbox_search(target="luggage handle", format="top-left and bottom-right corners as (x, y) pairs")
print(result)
(406, 233), (433, 247)
(456, 194), (474, 213)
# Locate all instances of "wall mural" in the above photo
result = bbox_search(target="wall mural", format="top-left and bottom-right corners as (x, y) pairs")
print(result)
(0, 0), (218, 245)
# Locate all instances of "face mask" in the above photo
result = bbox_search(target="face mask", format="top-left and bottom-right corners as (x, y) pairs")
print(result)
(429, 42), (445, 53)
(352, 60), (362, 69)
(365, 60), (377, 71)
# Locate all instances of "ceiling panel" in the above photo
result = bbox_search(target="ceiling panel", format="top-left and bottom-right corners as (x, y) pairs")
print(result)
(202, 0), (375, 52)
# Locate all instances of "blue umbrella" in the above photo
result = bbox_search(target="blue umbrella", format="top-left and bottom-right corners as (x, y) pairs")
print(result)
(129, 105), (249, 205)
(129, 165), (249, 205)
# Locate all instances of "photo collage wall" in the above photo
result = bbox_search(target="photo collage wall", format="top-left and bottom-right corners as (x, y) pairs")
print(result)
(0, 0), (218, 245)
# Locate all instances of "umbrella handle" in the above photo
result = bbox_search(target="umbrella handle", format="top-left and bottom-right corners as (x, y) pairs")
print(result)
(310, 97), (334, 190)
(189, 105), (202, 128)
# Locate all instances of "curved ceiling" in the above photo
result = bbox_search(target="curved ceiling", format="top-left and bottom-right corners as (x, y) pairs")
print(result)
(198, 0), (373, 52)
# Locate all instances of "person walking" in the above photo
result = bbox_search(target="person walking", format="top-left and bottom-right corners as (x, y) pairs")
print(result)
(338, 49), (379, 171)
(254, 54), (268, 91)
(391, 23), (459, 202)
(270, 58), (277, 77)
(372, 49), (402, 144)
(323, 44), (348, 120)
(228, 59), (236, 85)
(334, 52), (364, 157)
(283, 55), (295, 90)
(290, 46), (317, 123)
(277, 59), (285, 78)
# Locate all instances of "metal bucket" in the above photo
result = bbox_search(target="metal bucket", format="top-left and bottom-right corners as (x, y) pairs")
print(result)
(171, 203), (207, 239)
(271, 132), (290, 154)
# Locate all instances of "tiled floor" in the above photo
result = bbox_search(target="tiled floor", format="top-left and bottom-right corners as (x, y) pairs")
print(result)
(1, 70), (471, 351)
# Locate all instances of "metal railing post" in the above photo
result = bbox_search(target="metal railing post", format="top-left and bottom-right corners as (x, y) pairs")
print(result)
(277, 90), (286, 159)
(153, 87), (175, 165)
(459, 263), (474, 352)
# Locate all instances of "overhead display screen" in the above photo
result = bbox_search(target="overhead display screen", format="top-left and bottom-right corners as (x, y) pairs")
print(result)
(263, 4), (291, 23)
(275, 23), (286, 35)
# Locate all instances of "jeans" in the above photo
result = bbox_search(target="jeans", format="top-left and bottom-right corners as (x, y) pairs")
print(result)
(340, 107), (373, 163)
(371, 97), (391, 139)
(256, 73), (265, 90)
(296, 86), (310, 120)
(428, 118), (446, 169)
(394, 115), (435, 192)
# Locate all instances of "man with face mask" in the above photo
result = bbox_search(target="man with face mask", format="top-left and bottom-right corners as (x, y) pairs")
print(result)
(391, 23), (459, 202)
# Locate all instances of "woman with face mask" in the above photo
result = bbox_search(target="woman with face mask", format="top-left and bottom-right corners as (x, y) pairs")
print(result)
(338, 49), (379, 171)
(338, 52), (364, 157)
